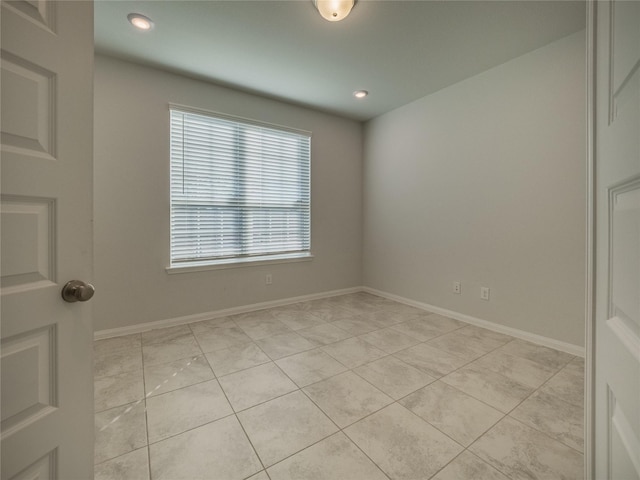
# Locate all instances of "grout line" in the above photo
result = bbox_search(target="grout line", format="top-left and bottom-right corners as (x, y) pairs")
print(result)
(463, 445), (514, 479)
(440, 345), (585, 456)
(227, 358), (351, 475)
(92, 445), (149, 468)
(507, 415), (585, 456)
(124, 333), (152, 480)
(283, 380), (393, 479)
(224, 378), (297, 416)
(137, 334), (153, 480)
(145, 411), (237, 448)
(251, 341), (392, 479)
(144, 357), (214, 399)
(215, 376), (269, 475)
(395, 397), (468, 449)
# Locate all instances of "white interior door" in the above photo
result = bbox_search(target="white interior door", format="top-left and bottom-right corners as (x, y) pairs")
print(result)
(593, 0), (640, 479)
(0, 1), (94, 478)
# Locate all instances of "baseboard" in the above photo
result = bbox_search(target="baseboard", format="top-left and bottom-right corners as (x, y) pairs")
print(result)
(362, 287), (585, 357)
(93, 286), (362, 340)
(95, 285), (585, 357)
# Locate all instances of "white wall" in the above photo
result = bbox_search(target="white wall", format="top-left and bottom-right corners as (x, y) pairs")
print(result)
(363, 31), (586, 346)
(94, 56), (363, 331)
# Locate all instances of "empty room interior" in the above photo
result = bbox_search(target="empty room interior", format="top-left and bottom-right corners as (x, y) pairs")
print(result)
(92, 1), (588, 479)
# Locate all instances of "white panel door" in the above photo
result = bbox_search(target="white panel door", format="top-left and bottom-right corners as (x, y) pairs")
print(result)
(0, 1), (94, 479)
(593, 0), (640, 479)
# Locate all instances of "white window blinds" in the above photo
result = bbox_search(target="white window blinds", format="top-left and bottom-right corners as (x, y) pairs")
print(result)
(170, 108), (311, 265)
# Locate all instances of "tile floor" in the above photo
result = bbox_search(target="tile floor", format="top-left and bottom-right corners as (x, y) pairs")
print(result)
(94, 292), (585, 480)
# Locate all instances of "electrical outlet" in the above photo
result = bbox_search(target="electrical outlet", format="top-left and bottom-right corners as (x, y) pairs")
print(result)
(265, 274), (272, 285)
(480, 287), (490, 301)
(453, 281), (461, 294)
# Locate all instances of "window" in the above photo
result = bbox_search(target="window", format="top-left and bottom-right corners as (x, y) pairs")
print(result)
(169, 107), (311, 268)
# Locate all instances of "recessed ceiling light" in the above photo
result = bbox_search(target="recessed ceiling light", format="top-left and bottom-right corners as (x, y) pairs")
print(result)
(353, 90), (368, 99)
(127, 13), (154, 31)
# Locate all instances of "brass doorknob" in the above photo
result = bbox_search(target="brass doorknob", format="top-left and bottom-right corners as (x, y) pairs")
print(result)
(61, 280), (95, 303)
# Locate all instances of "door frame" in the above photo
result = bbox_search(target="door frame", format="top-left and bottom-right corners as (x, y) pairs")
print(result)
(585, 0), (596, 478)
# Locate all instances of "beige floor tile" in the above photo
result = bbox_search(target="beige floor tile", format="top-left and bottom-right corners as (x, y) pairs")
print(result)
(353, 355), (436, 399)
(359, 293), (402, 306)
(349, 292), (390, 304)
(394, 342), (468, 378)
(247, 471), (270, 480)
(94, 369), (144, 412)
(321, 337), (387, 368)
(472, 350), (557, 388)
(456, 325), (513, 346)
(511, 390), (584, 452)
(256, 331), (317, 360)
(431, 451), (509, 480)
(421, 313), (466, 327)
(276, 349), (347, 387)
(205, 342), (270, 377)
(303, 371), (393, 428)
(427, 331), (502, 361)
(142, 325), (193, 345)
(218, 362), (297, 411)
(330, 317), (381, 335)
(188, 316), (236, 335)
(142, 335), (202, 367)
(274, 301), (317, 311)
(496, 339), (574, 370)
(441, 364), (533, 413)
(345, 403), (463, 480)
(355, 309), (417, 328)
(297, 323), (352, 346)
(568, 356), (585, 373)
(327, 295), (381, 314)
(94, 401), (147, 464)
(539, 366), (585, 408)
(391, 314), (463, 341)
(192, 325), (253, 353)
(94, 447), (150, 480)
(470, 416), (583, 480)
(358, 327), (421, 353)
(238, 317), (293, 340)
(230, 309), (274, 324)
(270, 308), (327, 330)
(300, 304), (354, 322)
(377, 302), (429, 316)
(149, 415), (262, 480)
(143, 355), (214, 398)
(146, 379), (233, 443)
(94, 334), (142, 378)
(267, 432), (388, 480)
(401, 381), (503, 446)
(562, 361), (585, 381)
(337, 303), (383, 315)
(237, 391), (338, 467)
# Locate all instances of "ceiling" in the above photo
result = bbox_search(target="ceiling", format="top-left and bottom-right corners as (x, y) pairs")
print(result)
(94, 0), (586, 121)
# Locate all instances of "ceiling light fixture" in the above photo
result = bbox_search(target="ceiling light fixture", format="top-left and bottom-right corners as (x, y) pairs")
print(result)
(313, 0), (355, 22)
(127, 13), (154, 31)
(353, 90), (368, 99)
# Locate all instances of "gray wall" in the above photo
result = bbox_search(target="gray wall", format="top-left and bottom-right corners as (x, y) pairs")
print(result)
(94, 55), (363, 331)
(362, 31), (586, 346)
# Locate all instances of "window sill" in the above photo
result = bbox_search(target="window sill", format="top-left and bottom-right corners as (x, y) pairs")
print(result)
(166, 252), (314, 274)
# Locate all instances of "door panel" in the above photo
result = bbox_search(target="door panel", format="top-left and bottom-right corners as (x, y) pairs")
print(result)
(0, 1), (94, 479)
(593, 0), (640, 479)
